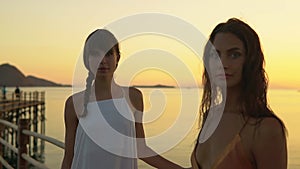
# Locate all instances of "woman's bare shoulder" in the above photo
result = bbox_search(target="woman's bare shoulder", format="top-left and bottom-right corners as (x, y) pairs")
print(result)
(252, 116), (286, 152)
(65, 90), (86, 118)
(126, 87), (143, 112)
(251, 116), (287, 168)
(68, 90), (85, 102)
(128, 87), (142, 98)
(256, 117), (285, 137)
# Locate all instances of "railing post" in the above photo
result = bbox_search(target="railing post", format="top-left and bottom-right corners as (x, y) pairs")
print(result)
(33, 106), (38, 158)
(24, 92), (27, 103)
(0, 119), (3, 169)
(18, 119), (30, 169)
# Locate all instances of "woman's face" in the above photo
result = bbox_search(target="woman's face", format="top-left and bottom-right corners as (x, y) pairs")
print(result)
(88, 48), (118, 78)
(208, 32), (245, 88)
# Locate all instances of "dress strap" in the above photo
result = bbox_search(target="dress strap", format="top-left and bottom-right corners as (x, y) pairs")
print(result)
(238, 117), (249, 135)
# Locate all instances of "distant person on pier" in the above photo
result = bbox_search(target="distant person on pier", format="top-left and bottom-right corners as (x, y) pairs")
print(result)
(15, 86), (21, 99)
(61, 29), (185, 169)
(1, 85), (7, 100)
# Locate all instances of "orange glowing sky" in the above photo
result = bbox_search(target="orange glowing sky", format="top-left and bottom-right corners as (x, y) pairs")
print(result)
(1, 0), (299, 89)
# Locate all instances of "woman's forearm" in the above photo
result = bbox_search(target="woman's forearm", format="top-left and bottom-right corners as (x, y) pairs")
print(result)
(138, 145), (184, 169)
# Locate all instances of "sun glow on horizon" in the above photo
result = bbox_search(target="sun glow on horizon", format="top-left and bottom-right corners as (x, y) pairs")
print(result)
(1, 0), (300, 89)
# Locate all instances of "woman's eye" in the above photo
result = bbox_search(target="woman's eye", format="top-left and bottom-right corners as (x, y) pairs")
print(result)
(230, 52), (241, 59)
(210, 51), (219, 59)
(106, 52), (113, 56)
(105, 49), (114, 57)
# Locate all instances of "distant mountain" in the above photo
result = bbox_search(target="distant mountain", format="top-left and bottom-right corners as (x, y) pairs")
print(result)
(132, 84), (176, 88)
(0, 63), (70, 87)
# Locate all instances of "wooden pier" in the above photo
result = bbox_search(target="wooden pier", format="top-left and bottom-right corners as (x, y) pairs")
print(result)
(0, 91), (46, 169)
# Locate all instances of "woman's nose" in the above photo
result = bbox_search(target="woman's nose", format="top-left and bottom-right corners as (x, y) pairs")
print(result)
(100, 57), (107, 64)
(220, 55), (229, 69)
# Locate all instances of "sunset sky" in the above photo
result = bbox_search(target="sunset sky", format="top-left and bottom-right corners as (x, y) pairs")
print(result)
(1, 0), (299, 89)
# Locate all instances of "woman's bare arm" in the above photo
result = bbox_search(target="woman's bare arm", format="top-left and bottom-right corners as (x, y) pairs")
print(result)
(129, 87), (185, 169)
(61, 96), (79, 169)
(253, 117), (287, 169)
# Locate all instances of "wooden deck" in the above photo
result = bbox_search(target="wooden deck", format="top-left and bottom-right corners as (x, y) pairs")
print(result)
(0, 91), (46, 168)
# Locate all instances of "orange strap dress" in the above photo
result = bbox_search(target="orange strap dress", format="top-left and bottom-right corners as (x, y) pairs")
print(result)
(191, 124), (255, 169)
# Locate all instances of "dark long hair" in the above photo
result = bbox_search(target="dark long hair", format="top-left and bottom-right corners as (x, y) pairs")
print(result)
(200, 18), (286, 133)
(81, 29), (120, 116)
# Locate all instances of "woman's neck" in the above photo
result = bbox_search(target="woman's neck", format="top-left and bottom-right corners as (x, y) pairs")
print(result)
(223, 86), (242, 114)
(94, 76), (114, 90)
(93, 77), (122, 100)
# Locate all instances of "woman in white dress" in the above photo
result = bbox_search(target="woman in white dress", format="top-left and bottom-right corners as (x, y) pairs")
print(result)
(61, 29), (185, 169)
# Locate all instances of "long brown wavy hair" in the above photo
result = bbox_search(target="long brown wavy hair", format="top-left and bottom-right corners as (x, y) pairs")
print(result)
(200, 18), (286, 133)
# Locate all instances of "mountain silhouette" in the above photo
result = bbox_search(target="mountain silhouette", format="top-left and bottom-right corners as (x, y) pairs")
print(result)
(0, 63), (70, 87)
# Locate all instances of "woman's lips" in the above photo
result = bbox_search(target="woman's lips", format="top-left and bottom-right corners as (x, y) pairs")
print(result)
(98, 67), (109, 72)
(216, 73), (232, 79)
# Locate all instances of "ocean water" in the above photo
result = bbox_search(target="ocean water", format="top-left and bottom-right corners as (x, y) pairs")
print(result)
(4, 87), (300, 168)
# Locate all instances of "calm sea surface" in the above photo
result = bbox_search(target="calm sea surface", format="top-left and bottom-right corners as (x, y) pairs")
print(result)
(5, 87), (300, 169)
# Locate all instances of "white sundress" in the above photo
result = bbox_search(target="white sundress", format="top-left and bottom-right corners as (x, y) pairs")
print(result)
(71, 97), (138, 169)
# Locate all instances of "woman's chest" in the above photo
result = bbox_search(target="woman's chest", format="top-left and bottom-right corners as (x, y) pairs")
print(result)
(195, 114), (254, 169)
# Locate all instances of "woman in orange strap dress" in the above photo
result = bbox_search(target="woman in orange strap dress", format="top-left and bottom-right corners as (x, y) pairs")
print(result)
(191, 18), (287, 169)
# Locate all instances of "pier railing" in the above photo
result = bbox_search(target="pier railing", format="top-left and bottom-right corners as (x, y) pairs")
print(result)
(0, 118), (65, 169)
(0, 91), (45, 112)
(0, 91), (64, 169)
